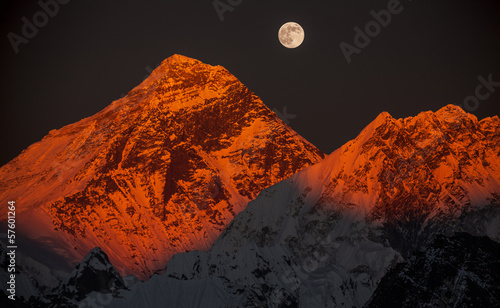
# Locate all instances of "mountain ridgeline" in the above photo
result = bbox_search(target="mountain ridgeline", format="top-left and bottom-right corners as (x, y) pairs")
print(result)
(109, 104), (500, 307)
(0, 54), (499, 307)
(0, 54), (324, 280)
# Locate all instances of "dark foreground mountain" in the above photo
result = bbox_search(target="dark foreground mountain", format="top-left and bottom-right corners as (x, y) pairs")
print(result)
(0, 247), (136, 307)
(0, 54), (324, 281)
(366, 232), (500, 308)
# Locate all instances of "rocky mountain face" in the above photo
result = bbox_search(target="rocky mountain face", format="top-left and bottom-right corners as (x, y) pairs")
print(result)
(366, 232), (500, 308)
(0, 247), (135, 308)
(0, 54), (324, 279)
(105, 105), (500, 307)
(56, 247), (126, 302)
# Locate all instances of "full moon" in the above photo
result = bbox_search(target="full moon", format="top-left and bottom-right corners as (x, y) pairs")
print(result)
(278, 22), (305, 49)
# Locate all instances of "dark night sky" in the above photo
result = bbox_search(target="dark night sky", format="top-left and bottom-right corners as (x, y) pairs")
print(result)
(1, 0), (499, 166)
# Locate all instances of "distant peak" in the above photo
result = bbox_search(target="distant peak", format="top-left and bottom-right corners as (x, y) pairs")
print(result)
(163, 54), (201, 65)
(372, 111), (394, 128)
(435, 104), (477, 125)
(435, 104), (467, 118)
(89, 247), (106, 256)
(80, 247), (110, 265)
(352, 111), (396, 145)
(133, 54), (221, 90)
(153, 54), (204, 74)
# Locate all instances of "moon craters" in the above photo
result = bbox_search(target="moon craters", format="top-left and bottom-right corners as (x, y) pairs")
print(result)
(278, 22), (305, 49)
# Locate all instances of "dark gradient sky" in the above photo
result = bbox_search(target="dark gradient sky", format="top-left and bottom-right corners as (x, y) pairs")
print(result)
(1, 0), (499, 166)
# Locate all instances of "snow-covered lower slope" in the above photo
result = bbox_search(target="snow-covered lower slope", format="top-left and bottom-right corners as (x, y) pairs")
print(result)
(0, 241), (56, 302)
(107, 105), (500, 307)
(107, 275), (253, 308)
(1, 246), (134, 307)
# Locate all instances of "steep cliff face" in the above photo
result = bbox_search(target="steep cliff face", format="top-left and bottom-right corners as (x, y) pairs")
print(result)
(110, 105), (499, 307)
(0, 54), (324, 279)
(304, 105), (500, 258)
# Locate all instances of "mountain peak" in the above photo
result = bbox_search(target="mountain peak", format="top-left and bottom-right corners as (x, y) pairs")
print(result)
(0, 55), (323, 279)
(66, 247), (117, 280)
(436, 104), (466, 115)
(350, 111), (397, 147)
(160, 54), (203, 68)
(435, 104), (476, 124)
(373, 111), (394, 127)
(59, 247), (125, 301)
(136, 54), (232, 93)
(362, 105), (481, 144)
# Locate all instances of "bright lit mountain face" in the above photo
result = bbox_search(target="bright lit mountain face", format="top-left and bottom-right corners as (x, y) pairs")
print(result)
(0, 54), (324, 279)
(107, 105), (499, 307)
(1, 52), (499, 307)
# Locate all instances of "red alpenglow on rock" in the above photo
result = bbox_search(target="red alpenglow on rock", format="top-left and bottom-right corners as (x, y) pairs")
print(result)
(0, 54), (324, 279)
(106, 105), (500, 307)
